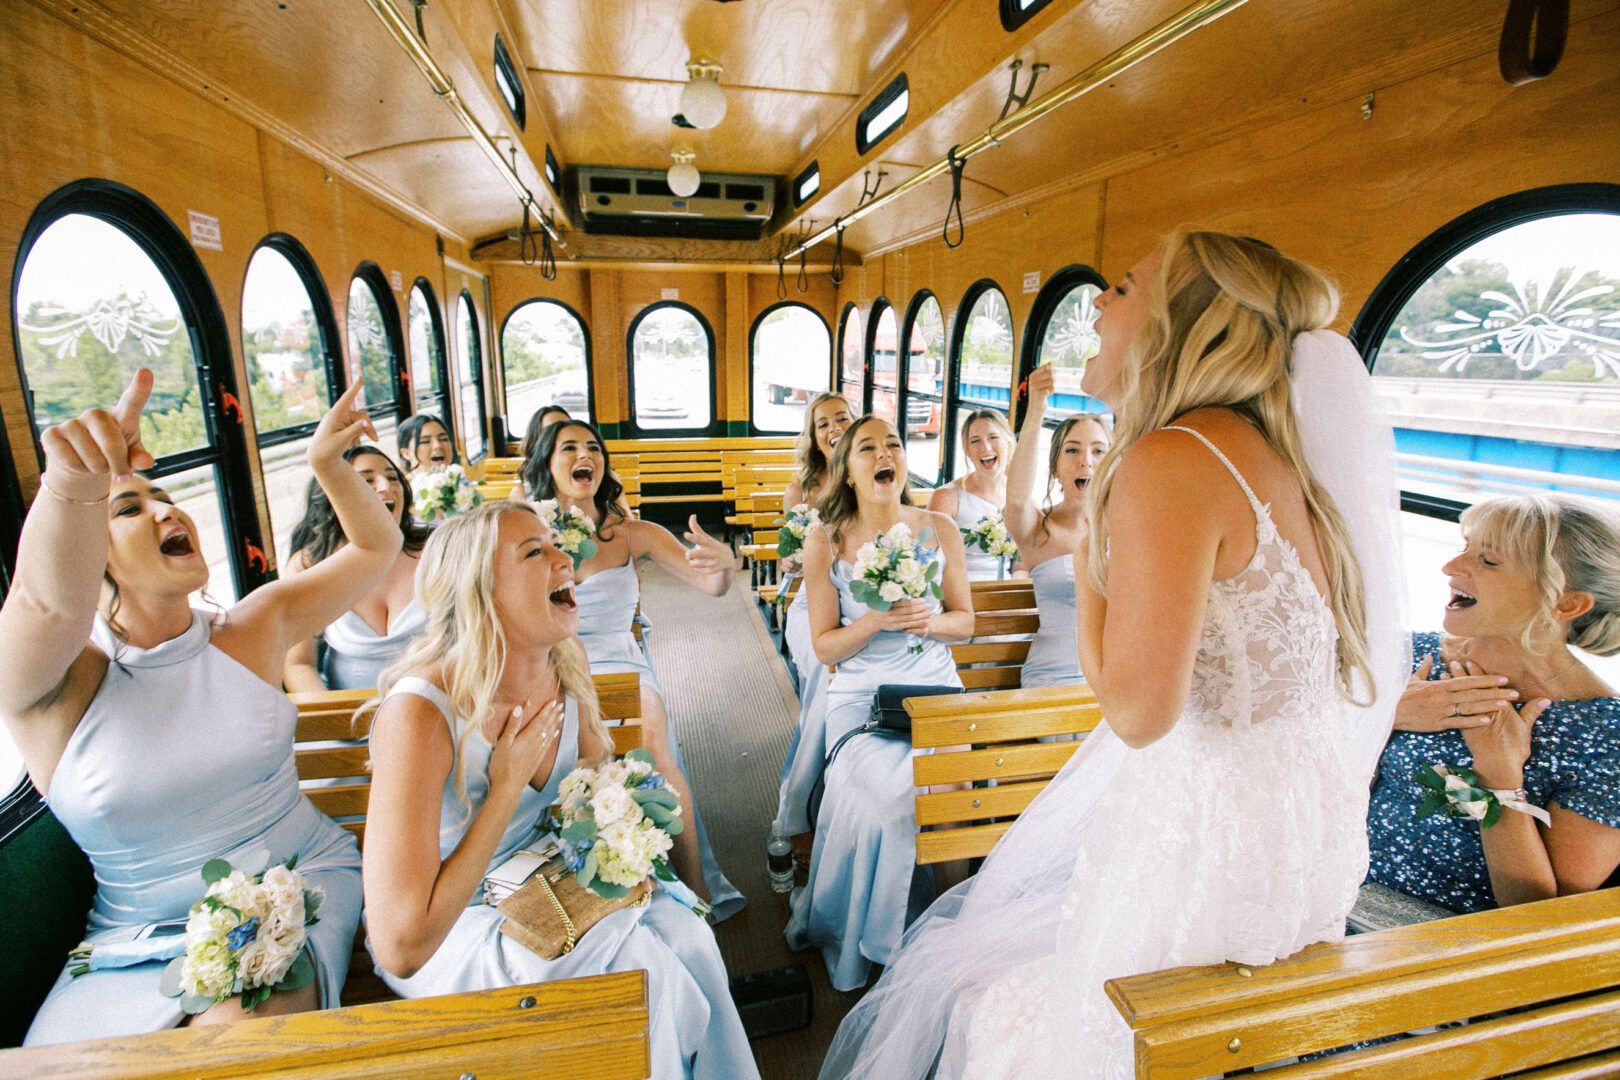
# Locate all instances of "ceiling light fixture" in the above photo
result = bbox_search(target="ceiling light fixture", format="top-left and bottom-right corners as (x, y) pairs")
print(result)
(667, 150), (701, 198)
(680, 59), (727, 130)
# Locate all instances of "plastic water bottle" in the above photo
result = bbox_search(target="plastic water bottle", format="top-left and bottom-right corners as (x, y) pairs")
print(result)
(767, 823), (795, 893)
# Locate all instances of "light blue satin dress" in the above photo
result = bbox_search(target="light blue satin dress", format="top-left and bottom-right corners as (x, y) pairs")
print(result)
(776, 577), (829, 836)
(784, 546), (962, 991)
(321, 599), (426, 690)
(25, 613), (362, 1046)
(946, 484), (1007, 581)
(367, 678), (758, 1080)
(1020, 557), (1082, 688)
(575, 561), (746, 922)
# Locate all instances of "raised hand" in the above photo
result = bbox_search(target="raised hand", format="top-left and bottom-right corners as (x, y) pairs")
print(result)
(309, 378), (378, 466)
(488, 699), (565, 799)
(40, 368), (155, 498)
(1026, 363), (1056, 406)
(1392, 655), (1516, 732)
(683, 515), (733, 576)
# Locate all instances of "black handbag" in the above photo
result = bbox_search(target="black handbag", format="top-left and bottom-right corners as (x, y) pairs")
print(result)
(807, 684), (962, 827)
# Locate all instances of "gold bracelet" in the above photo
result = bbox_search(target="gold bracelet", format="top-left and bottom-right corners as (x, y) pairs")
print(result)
(37, 475), (109, 506)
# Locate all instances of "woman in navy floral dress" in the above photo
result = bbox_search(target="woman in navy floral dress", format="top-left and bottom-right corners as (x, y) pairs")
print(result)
(1367, 494), (1620, 913)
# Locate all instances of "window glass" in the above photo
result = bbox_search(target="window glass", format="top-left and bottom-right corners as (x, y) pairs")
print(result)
(347, 276), (396, 411)
(795, 163), (821, 206)
(1373, 212), (1620, 508)
(840, 306), (864, 404)
(870, 305), (899, 437)
(15, 212), (235, 603)
(953, 287), (1015, 476)
(752, 305), (831, 433)
(242, 244), (332, 567)
(1035, 282), (1108, 422)
(502, 299), (590, 438)
(858, 74), (909, 154)
(906, 296), (947, 486)
(408, 283), (444, 403)
(494, 34), (525, 130)
(456, 293), (487, 459)
(631, 306), (711, 430)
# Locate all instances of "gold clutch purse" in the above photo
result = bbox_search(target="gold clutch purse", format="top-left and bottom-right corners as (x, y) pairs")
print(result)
(493, 848), (652, 960)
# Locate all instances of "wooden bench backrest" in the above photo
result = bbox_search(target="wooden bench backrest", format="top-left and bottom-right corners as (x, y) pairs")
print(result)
(949, 580), (1039, 690)
(0, 970), (652, 1080)
(473, 456), (524, 477)
(909, 686), (1102, 864)
(1107, 888), (1620, 1079)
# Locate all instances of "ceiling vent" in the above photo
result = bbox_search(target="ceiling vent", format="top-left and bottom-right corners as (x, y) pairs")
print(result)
(577, 165), (775, 241)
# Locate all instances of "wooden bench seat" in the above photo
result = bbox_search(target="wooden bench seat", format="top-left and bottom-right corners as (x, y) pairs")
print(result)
(606, 437), (794, 512)
(1107, 888), (1620, 1079)
(0, 970), (651, 1080)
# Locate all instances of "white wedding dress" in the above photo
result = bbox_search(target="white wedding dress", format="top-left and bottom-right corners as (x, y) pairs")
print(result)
(821, 427), (1382, 1079)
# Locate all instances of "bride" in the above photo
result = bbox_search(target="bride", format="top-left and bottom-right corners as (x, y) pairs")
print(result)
(820, 229), (1407, 1079)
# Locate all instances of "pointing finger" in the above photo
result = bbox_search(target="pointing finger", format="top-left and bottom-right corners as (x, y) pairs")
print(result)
(111, 369), (154, 429)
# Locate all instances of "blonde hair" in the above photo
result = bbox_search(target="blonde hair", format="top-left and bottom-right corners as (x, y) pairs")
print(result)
(1086, 229), (1373, 701)
(793, 391), (854, 497)
(958, 408), (1016, 468)
(1460, 494), (1620, 657)
(365, 502), (609, 807)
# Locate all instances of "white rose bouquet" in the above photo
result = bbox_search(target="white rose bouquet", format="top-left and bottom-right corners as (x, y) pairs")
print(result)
(848, 522), (944, 654)
(962, 509), (1019, 562)
(1413, 764), (1551, 829)
(413, 463), (482, 523)
(535, 498), (599, 567)
(128, 850), (324, 1013)
(776, 503), (820, 561)
(550, 748), (710, 916)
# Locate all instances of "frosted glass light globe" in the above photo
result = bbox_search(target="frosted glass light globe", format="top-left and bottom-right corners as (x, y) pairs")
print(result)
(667, 159), (701, 198)
(680, 73), (727, 130)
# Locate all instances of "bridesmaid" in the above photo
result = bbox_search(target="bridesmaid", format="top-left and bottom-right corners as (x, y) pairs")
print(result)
(361, 502), (759, 1080)
(776, 391), (854, 836)
(928, 409), (1018, 581)
(784, 415), (973, 991)
(396, 413), (457, 476)
(9, 372), (399, 1043)
(523, 418), (746, 921)
(282, 445), (431, 692)
(1004, 365), (1112, 688)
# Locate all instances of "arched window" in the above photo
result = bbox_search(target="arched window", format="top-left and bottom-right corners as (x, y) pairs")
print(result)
(407, 280), (453, 444)
(346, 265), (407, 449)
(456, 292), (488, 460)
(626, 302), (716, 436)
(241, 237), (342, 570)
(501, 298), (591, 441)
(866, 300), (898, 432)
(750, 302), (831, 435)
(947, 282), (1015, 480)
(901, 292), (947, 486)
(838, 304), (864, 407)
(1016, 266), (1109, 496)
(1352, 183), (1620, 685)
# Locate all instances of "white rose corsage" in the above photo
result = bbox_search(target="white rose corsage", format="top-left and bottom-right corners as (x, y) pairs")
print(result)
(1413, 764), (1551, 829)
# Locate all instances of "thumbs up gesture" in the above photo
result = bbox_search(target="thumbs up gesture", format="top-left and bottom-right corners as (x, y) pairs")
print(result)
(682, 515), (733, 576)
(40, 368), (156, 500)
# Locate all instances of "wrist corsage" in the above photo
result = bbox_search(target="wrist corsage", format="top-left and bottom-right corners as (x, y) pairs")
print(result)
(1413, 764), (1551, 828)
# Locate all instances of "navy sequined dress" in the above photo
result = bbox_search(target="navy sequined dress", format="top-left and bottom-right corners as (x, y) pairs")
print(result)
(1365, 632), (1620, 913)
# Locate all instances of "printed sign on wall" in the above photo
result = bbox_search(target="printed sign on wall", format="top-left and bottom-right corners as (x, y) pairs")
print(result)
(188, 210), (222, 252)
(1023, 271), (1041, 294)
(661, 288), (679, 300)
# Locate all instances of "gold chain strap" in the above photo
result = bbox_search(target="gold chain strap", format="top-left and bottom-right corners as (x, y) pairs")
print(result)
(535, 872), (578, 955)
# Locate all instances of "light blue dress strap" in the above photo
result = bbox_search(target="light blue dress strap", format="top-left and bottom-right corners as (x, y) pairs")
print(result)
(1162, 425), (1267, 521)
(384, 674), (454, 723)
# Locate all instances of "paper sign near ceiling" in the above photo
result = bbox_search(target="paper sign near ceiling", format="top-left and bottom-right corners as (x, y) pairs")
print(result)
(390, 270), (404, 291)
(187, 210), (222, 252)
(1023, 271), (1041, 294)
(661, 288), (679, 300)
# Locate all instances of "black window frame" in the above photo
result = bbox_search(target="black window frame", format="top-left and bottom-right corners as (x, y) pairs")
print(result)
(624, 300), (721, 438)
(493, 34), (526, 131)
(793, 161), (821, 207)
(1349, 182), (1620, 523)
(901, 290), (949, 486)
(455, 289), (490, 463)
(943, 279), (1016, 483)
(500, 296), (595, 437)
(1014, 263), (1108, 430)
(406, 277), (455, 444)
(1000, 0), (1058, 31)
(8, 178), (268, 600)
(346, 263), (410, 425)
(747, 301), (833, 436)
(856, 73), (909, 155)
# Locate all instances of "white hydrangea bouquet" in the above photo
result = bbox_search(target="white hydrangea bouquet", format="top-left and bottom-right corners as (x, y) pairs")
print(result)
(413, 463), (482, 522)
(71, 850), (323, 1014)
(535, 498), (598, 567)
(775, 503), (820, 561)
(551, 748), (710, 917)
(962, 509), (1019, 561)
(1414, 763), (1551, 829)
(849, 522), (944, 654)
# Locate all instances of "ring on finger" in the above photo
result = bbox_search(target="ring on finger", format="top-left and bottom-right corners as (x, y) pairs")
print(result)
(1450, 704), (1460, 718)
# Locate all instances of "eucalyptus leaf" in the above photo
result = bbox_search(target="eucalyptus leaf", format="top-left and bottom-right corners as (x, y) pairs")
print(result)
(642, 803), (674, 826)
(179, 992), (217, 1015)
(159, 956), (185, 997)
(574, 538), (599, 566)
(200, 859), (234, 886)
(561, 820), (597, 843)
(632, 788), (679, 809)
(624, 748), (656, 767)
(587, 879), (631, 900)
(662, 816), (684, 836)
(237, 849), (270, 877)
(302, 889), (323, 919)
(576, 850), (598, 889)
(277, 952), (314, 991)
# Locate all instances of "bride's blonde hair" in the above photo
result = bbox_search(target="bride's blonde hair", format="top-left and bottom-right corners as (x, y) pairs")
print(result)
(1086, 229), (1373, 701)
(366, 502), (608, 806)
